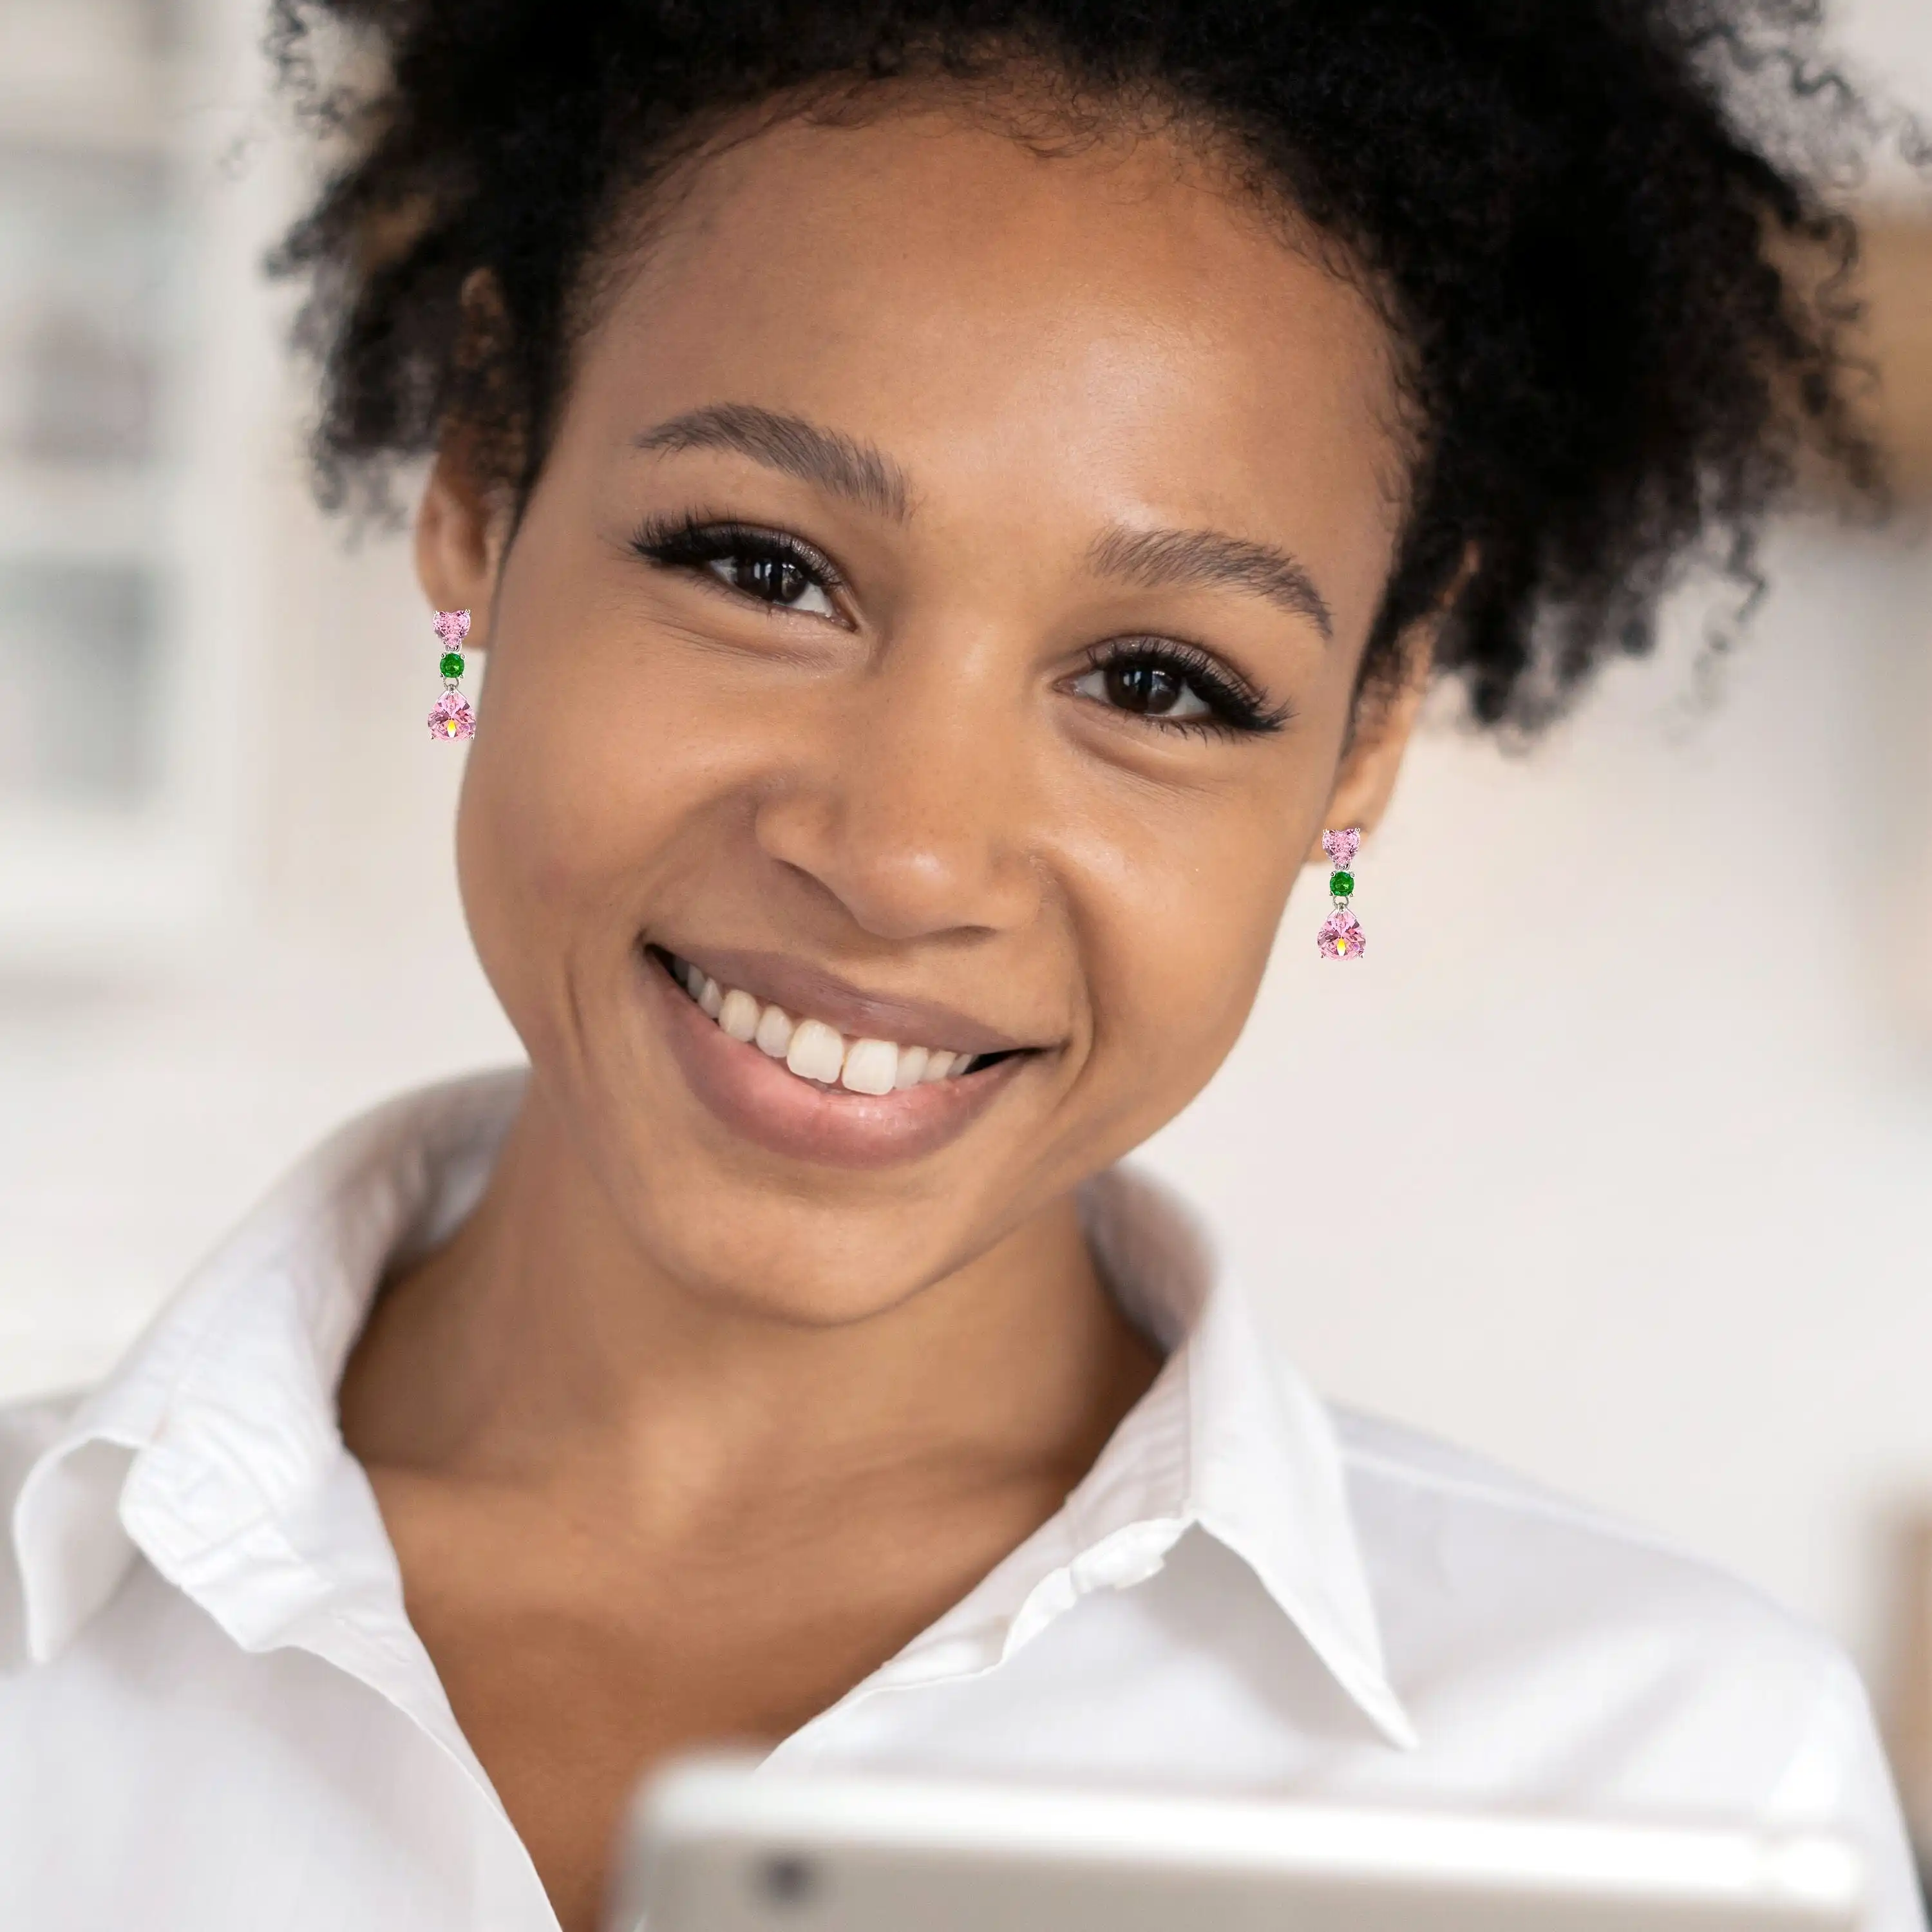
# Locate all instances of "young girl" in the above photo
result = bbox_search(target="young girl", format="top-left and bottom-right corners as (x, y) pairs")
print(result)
(1, 5), (1922, 1929)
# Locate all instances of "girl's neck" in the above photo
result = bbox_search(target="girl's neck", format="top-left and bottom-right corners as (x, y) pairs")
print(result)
(339, 1091), (1165, 1523)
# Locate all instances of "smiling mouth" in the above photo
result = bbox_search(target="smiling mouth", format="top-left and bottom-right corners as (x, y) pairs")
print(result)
(647, 945), (1027, 1095)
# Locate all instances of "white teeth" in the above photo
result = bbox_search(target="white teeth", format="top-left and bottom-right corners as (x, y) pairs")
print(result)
(841, 1037), (898, 1095)
(753, 1004), (795, 1058)
(786, 1018), (845, 1084)
(670, 953), (1006, 1094)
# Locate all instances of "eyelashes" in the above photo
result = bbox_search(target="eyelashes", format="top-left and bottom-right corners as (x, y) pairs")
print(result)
(630, 513), (846, 620)
(1074, 637), (1292, 737)
(628, 512), (1292, 739)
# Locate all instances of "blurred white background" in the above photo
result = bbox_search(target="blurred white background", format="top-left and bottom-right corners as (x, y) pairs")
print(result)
(1, 0), (1929, 1769)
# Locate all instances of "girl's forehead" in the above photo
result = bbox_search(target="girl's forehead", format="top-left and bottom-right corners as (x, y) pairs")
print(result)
(623, 106), (1372, 345)
(585, 112), (1406, 502)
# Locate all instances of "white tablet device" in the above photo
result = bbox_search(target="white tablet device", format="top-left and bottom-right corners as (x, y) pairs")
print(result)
(609, 1753), (1865, 1932)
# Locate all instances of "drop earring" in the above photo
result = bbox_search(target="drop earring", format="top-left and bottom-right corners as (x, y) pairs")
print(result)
(1316, 827), (1365, 959)
(426, 609), (476, 741)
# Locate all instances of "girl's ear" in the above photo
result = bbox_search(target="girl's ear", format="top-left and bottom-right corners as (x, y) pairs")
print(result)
(1301, 616), (1438, 868)
(415, 437), (506, 646)
(414, 270), (518, 641)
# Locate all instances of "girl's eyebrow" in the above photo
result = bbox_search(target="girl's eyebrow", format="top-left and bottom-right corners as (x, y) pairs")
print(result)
(1087, 524), (1334, 643)
(635, 402), (911, 522)
(635, 402), (1332, 642)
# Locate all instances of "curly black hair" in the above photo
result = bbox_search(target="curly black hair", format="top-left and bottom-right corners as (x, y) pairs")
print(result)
(267, 0), (1912, 739)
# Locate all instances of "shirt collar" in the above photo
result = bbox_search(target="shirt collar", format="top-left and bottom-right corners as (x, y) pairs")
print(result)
(5, 1068), (1414, 1750)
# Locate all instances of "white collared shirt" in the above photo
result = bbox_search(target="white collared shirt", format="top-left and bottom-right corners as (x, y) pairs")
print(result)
(0, 1071), (1922, 1931)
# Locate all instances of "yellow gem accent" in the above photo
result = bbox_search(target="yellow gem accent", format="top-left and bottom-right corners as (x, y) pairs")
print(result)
(444, 719), (460, 735)
(1336, 937), (1348, 953)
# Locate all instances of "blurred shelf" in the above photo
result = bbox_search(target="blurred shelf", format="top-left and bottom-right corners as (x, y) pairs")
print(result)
(0, 463), (164, 564)
(0, 0), (239, 965)
(0, 90), (174, 157)
(0, 0), (184, 155)
(0, 807), (222, 962)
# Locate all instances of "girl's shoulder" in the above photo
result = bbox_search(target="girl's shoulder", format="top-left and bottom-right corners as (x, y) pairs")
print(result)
(1329, 1401), (1875, 1771)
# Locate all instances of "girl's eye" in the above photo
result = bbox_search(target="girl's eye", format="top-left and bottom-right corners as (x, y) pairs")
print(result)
(1074, 656), (1213, 721)
(1068, 641), (1287, 737)
(630, 516), (844, 621)
(706, 550), (838, 619)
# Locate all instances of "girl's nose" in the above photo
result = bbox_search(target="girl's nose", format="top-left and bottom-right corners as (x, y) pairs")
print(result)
(751, 630), (1045, 945)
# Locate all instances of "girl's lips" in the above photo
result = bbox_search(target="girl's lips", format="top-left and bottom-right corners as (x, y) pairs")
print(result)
(666, 942), (1034, 1058)
(641, 946), (1030, 1169)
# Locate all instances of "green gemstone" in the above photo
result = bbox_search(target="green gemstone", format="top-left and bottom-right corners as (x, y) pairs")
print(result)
(438, 650), (466, 679)
(1329, 869), (1354, 896)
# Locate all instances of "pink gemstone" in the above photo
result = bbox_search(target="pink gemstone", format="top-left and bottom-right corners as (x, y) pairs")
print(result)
(1322, 826), (1361, 867)
(427, 690), (476, 741)
(432, 609), (471, 647)
(1317, 910), (1365, 959)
